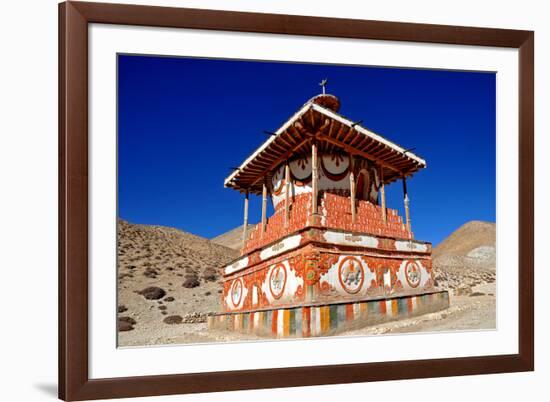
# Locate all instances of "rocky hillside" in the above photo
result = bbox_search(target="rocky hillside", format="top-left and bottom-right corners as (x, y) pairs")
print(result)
(433, 220), (495, 258)
(117, 220), (239, 337)
(432, 221), (496, 294)
(211, 224), (254, 250)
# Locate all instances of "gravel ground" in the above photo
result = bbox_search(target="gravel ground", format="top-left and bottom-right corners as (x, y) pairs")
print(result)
(119, 282), (496, 346)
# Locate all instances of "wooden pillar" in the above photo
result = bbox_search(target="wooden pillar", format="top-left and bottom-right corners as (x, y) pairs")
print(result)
(311, 141), (318, 215)
(379, 167), (387, 223)
(349, 175), (356, 225)
(284, 164), (291, 227)
(261, 180), (268, 236)
(349, 154), (356, 223)
(242, 190), (249, 249)
(402, 176), (411, 232)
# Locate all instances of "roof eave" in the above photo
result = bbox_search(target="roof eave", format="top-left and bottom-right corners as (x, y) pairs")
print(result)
(310, 103), (427, 167)
(225, 101), (427, 191)
(223, 101), (314, 188)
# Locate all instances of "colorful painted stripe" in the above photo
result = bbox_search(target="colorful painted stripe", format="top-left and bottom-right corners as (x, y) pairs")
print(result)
(208, 291), (449, 339)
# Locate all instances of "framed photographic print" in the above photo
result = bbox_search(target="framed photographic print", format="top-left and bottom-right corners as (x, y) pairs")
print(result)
(59, 1), (534, 400)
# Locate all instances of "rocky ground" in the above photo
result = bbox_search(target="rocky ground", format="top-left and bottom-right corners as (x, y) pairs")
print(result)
(120, 282), (496, 346)
(118, 219), (497, 347)
(117, 220), (238, 346)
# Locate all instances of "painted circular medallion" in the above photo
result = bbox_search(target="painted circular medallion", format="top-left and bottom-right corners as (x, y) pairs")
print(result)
(289, 157), (312, 181)
(320, 153), (350, 181)
(338, 256), (364, 294)
(271, 165), (285, 195)
(269, 263), (287, 299)
(231, 278), (243, 307)
(405, 261), (421, 288)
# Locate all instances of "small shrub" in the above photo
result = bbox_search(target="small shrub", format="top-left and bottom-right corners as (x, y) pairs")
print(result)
(182, 277), (200, 288)
(163, 315), (182, 324)
(202, 267), (218, 282)
(117, 316), (136, 331)
(138, 286), (166, 300)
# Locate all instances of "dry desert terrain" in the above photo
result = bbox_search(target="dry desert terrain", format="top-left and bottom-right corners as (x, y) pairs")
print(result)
(117, 220), (496, 346)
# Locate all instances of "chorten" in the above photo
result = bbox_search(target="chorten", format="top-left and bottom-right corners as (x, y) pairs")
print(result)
(208, 83), (449, 338)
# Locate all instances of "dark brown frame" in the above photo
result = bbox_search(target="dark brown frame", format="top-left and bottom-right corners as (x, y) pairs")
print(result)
(59, 1), (534, 400)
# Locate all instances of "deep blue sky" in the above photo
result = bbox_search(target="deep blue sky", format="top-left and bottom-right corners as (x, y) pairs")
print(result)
(118, 55), (495, 246)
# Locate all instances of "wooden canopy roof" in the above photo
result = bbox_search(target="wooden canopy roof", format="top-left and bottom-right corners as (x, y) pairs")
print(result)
(225, 95), (426, 195)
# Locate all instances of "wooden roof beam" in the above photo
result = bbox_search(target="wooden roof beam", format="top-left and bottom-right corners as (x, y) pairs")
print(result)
(350, 134), (372, 149)
(363, 141), (384, 155)
(248, 137), (312, 188)
(281, 131), (298, 146)
(267, 141), (287, 154)
(272, 134), (293, 150)
(335, 124), (348, 142)
(341, 126), (357, 144)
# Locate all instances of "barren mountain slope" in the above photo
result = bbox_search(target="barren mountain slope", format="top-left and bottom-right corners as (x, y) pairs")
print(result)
(117, 219), (239, 345)
(433, 220), (495, 258)
(432, 220), (496, 293)
(210, 224), (254, 250)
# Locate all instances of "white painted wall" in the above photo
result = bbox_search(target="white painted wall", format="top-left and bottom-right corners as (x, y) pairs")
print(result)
(320, 254), (377, 297)
(396, 259), (432, 291)
(323, 230), (379, 248)
(259, 233), (302, 261)
(271, 154), (379, 208)
(261, 260), (304, 305)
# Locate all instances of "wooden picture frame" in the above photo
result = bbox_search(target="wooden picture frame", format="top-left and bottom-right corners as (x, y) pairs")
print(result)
(59, 1), (534, 400)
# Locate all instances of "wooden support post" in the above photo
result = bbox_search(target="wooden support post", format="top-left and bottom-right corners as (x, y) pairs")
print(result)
(379, 167), (387, 223)
(349, 154), (356, 223)
(402, 177), (411, 232)
(311, 141), (318, 215)
(349, 170), (356, 224)
(284, 164), (291, 227)
(242, 190), (249, 249)
(261, 181), (268, 236)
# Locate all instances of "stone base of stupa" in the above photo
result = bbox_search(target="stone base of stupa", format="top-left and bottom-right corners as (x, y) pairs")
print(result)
(208, 291), (449, 338)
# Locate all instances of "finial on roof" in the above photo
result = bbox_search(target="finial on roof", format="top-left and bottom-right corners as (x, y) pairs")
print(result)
(319, 78), (328, 95)
(310, 78), (339, 111)
(307, 79), (340, 112)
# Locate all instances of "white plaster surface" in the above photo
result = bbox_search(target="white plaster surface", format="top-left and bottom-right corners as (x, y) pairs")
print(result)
(320, 255), (376, 297)
(224, 255), (249, 275)
(262, 260), (303, 305)
(272, 154), (379, 208)
(225, 278), (249, 311)
(396, 259), (431, 291)
(395, 240), (429, 253)
(259, 233), (302, 260)
(323, 230), (379, 248)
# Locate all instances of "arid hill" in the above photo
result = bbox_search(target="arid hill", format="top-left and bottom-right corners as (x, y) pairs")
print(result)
(117, 219), (238, 343)
(211, 224), (254, 251)
(432, 220), (496, 293)
(433, 220), (496, 258)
